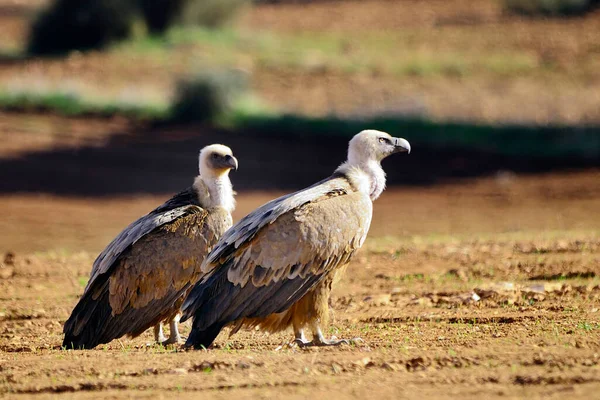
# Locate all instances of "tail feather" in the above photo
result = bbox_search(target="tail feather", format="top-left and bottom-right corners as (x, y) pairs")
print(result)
(62, 289), (112, 349)
(185, 322), (225, 349)
(183, 260), (325, 349)
(63, 279), (185, 350)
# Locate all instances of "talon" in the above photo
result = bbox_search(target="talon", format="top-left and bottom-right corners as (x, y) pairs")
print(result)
(293, 338), (311, 348)
(160, 336), (182, 346)
(292, 337), (360, 347)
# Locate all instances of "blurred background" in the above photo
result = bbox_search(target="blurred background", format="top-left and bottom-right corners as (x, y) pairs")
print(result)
(0, 0), (599, 254)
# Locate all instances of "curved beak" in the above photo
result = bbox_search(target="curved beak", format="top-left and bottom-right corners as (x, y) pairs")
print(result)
(225, 155), (238, 171)
(393, 137), (411, 154)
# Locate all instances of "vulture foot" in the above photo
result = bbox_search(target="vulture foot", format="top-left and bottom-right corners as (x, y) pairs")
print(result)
(294, 328), (364, 347)
(294, 337), (362, 347)
(160, 336), (182, 346)
(160, 318), (184, 345)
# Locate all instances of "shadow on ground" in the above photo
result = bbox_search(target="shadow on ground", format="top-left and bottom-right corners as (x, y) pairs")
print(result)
(1, 115), (599, 195)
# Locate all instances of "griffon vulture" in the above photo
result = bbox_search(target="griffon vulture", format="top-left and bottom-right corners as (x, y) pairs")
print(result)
(62, 144), (238, 349)
(181, 130), (410, 348)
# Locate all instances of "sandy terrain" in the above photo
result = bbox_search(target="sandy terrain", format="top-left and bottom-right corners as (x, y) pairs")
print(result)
(1, 168), (599, 399)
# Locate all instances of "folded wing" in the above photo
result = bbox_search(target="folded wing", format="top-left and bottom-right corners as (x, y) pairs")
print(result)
(63, 188), (230, 349)
(182, 175), (372, 348)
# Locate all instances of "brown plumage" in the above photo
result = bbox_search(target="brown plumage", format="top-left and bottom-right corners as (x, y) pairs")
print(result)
(181, 130), (410, 348)
(62, 144), (237, 349)
(229, 266), (348, 339)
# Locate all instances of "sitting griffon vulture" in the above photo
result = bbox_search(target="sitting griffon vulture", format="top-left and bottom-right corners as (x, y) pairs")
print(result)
(62, 144), (238, 349)
(181, 130), (410, 349)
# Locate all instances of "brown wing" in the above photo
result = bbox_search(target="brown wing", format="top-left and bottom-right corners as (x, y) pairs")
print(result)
(225, 190), (372, 288)
(63, 207), (231, 349)
(86, 187), (202, 292)
(182, 179), (372, 348)
(109, 208), (220, 314)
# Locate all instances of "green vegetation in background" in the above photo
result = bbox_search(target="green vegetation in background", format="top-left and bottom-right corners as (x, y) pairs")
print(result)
(27, 0), (251, 56)
(503, 0), (599, 15)
(138, 0), (250, 33)
(171, 69), (251, 123)
(115, 27), (542, 79)
(1, 85), (598, 161)
(224, 112), (600, 160)
(0, 91), (168, 120)
(27, 0), (138, 56)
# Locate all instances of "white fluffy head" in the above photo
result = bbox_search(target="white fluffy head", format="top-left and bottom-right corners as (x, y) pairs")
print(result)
(198, 144), (238, 178)
(347, 130), (411, 165)
(337, 130), (410, 201)
(195, 144), (237, 212)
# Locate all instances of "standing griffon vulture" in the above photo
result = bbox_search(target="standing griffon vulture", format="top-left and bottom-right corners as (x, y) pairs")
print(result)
(181, 130), (410, 349)
(62, 144), (238, 349)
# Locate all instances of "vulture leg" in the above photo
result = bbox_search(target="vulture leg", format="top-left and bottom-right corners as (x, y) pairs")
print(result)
(162, 314), (183, 345)
(294, 276), (363, 347)
(153, 323), (167, 343)
(295, 326), (362, 347)
(293, 320), (309, 346)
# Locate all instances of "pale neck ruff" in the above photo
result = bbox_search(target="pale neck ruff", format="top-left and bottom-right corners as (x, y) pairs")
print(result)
(193, 174), (235, 213)
(337, 159), (386, 201)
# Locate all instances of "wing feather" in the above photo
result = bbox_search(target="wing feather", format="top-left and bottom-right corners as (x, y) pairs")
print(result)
(63, 187), (233, 349)
(203, 174), (349, 269)
(182, 174), (372, 348)
(85, 187), (201, 291)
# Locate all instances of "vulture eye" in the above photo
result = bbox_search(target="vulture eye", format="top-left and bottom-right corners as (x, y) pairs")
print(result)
(378, 137), (389, 144)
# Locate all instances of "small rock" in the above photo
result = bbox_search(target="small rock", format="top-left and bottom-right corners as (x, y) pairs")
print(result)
(191, 361), (214, 372)
(0, 267), (14, 279)
(3, 252), (15, 266)
(236, 361), (251, 369)
(543, 282), (565, 293)
(411, 297), (433, 307)
(381, 362), (398, 371)
(447, 269), (468, 281)
(169, 368), (188, 375)
(352, 357), (372, 368)
(363, 294), (391, 306)
(143, 368), (158, 375)
(331, 363), (343, 374)
(406, 357), (430, 372)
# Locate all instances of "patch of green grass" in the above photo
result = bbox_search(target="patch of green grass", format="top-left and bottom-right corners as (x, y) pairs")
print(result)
(391, 273), (426, 283)
(114, 27), (541, 79)
(77, 277), (89, 288)
(0, 91), (169, 120)
(578, 321), (600, 331)
(0, 82), (270, 123)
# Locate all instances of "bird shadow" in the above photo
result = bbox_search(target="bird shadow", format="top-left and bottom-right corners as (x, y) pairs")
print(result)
(0, 115), (598, 196)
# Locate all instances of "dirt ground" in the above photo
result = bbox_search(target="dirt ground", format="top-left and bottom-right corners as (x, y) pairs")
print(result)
(1, 166), (599, 398)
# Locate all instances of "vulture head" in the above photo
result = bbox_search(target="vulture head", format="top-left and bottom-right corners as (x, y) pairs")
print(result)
(199, 144), (238, 178)
(347, 130), (410, 165)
